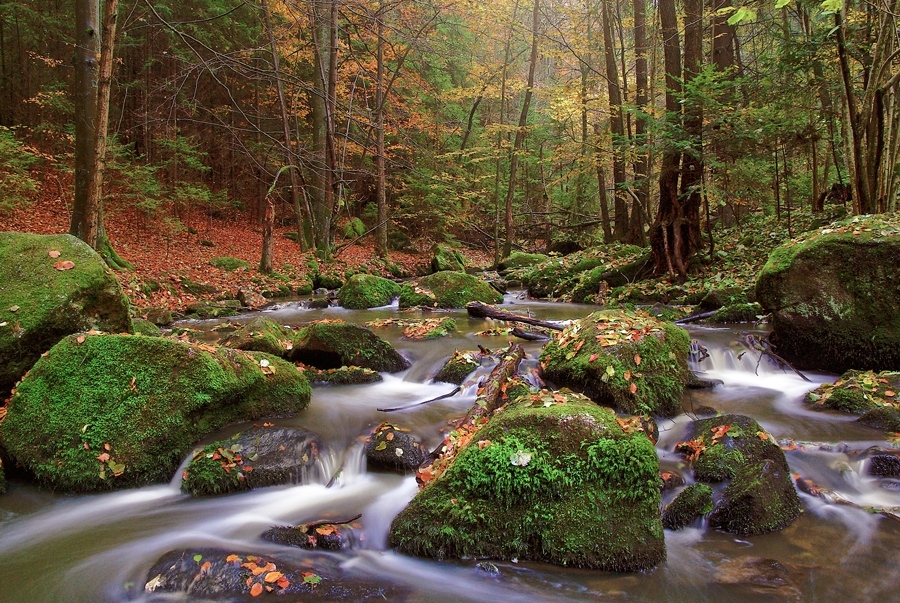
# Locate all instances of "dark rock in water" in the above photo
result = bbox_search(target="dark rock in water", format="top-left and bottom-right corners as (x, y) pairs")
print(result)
(690, 405), (719, 417)
(307, 298), (332, 309)
(660, 471), (685, 491)
(289, 321), (409, 373)
(435, 350), (481, 385)
(709, 459), (801, 536)
(540, 309), (690, 418)
(302, 366), (382, 386)
(755, 216), (900, 373)
(712, 556), (804, 601)
(143, 548), (400, 600)
(880, 480), (900, 490)
(220, 316), (293, 358)
(868, 454), (900, 477)
(182, 427), (321, 496)
(262, 516), (360, 550)
(686, 373), (723, 389)
(0, 232), (132, 394)
(475, 562), (501, 577)
(663, 483), (713, 530)
(389, 391), (665, 571)
(0, 335), (310, 493)
(365, 423), (427, 474)
(859, 406), (900, 432)
(684, 414), (787, 483)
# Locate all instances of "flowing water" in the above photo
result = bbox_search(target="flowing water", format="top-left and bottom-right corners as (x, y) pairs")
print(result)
(2, 295), (900, 602)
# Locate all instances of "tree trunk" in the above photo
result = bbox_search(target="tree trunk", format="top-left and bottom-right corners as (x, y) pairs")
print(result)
(466, 301), (564, 330)
(602, 0), (628, 241)
(260, 196), (275, 274)
(677, 0), (703, 265)
(594, 122), (613, 242)
(630, 0), (648, 245)
(375, 3), (388, 256)
(70, 0), (100, 246)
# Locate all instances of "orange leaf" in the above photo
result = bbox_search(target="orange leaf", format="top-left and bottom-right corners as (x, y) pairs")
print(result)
(251, 566), (266, 576)
(226, 555), (241, 563)
(711, 424), (732, 441)
(757, 431), (769, 440)
(588, 353), (599, 362)
(53, 260), (75, 270)
(200, 561), (212, 571)
(250, 583), (263, 596)
(264, 571), (284, 583)
(241, 562), (258, 570)
(886, 391), (896, 397)
(624, 370), (632, 380)
(48, 250), (61, 258)
(630, 382), (637, 394)
(104, 443), (110, 451)
(386, 432), (394, 441)
(76, 335), (86, 344)
(276, 577), (290, 589)
(634, 354), (642, 365)
(243, 466), (253, 472)
(96, 453), (110, 463)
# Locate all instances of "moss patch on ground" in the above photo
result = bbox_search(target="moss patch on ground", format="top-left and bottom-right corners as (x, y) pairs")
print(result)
(512, 244), (645, 300)
(539, 310), (689, 417)
(0, 232), (133, 392)
(399, 271), (503, 309)
(337, 274), (400, 309)
(0, 333), (310, 492)
(389, 391), (665, 570)
(807, 370), (900, 414)
(209, 256), (249, 271)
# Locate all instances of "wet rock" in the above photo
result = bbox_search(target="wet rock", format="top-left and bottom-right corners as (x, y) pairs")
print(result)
(663, 483), (713, 530)
(0, 232), (132, 393)
(859, 406), (900, 432)
(435, 350), (481, 385)
(365, 423), (427, 474)
(660, 471), (685, 491)
(182, 427), (321, 496)
(868, 454), (900, 477)
(261, 516), (360, 550)
(301, 366), (382, 385)
(307, 298), (332, 309)
(475, 562), (501, 577)
(185, 300), (241, 319)
(709, 459), (801, 535)
(289, 321), (409, 373)
(337, 274), (400, 309)
(540, 309), (690, 417)
(0, 334), (310, 493)
(220, 316), (294, 358)
(756, 215), (900, 373)
(132, 318), (162, 337)
(712, 556), (804, 601)
(686, 373), (723, 389)
(143, 548), (400, 600)
(389, 391), (665, 571)
(683, 414), (787, 482)
(144, 307), (174, 326)
(430, 244), (466, 273)
(399, 271), (503, 309)
(691, 405), (719, 417)
(236, 288), (267, 309)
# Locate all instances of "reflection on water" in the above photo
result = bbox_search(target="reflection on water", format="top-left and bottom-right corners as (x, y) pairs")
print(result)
(2, 296), (900, 602)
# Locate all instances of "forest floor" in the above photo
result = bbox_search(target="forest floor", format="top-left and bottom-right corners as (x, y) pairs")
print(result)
(0, 193), (491, 313)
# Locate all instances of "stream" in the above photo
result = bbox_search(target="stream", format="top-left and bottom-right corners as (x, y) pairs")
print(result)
(2, 293), (900, 602)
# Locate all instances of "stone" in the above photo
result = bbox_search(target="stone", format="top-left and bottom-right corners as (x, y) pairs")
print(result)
(288, 321), (410, 373)
(399, 271), (503, 309)
(219, 316), (293, 358)
(143, 307), (173, 326)
(709, 459), (802, 536)
(430, 244), (466, 273)
(0, 232), (132, 393)
(337, 274), (400, 309)
(868, 453), (900, 477)
(662, 483), (714, 530)
(365, 423), (427, 474)
(435, 350), (481, 385)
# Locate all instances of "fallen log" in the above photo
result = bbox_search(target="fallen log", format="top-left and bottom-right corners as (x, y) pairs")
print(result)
(510, 327), (551, 341)
(466, 301), (564, 331)
(675, 310), (718, 324)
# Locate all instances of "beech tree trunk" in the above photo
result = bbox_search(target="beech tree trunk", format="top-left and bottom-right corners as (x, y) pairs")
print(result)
(630, 0), (648, 245)
(71, 0), (100, 247)
(602, 0), (628, 241)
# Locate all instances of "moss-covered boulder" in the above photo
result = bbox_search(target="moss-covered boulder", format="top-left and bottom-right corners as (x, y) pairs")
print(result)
(662, 483), (714, 530)
(132, 318), (162, 337)
(337, 274), (400, 309)
(181, 427), (320, 496)
(0, 333), (310, 492)
(807, 370), (900, 414)
(388, 391), (665, 571)
(539, 310), (690, 417)
(399, 271), (503, 309)
(430, 244), (466, 273)
(859, 406), (900, 432)
(0, 232), (132, 393)
(517, 245), (646, 300)
(707, 302), (763, 324)
(208, 256), (248, 271)
(498, 252), (548, 272)
(365, 422), (427, 473)
(313, 267), (344, 290)
(435, 350), (481, 384)
(402, 317), (456, 339)
(709, 459), (801, 536)
(144, 307), (173, 326)
(301, 365), (382, 385)
(680, 415), (786, 483)
(756, 214), (900, 372)
(184, 300), (241, 319)
(220, 316), (293, 358)
(288, 321), (409, 373)
(0, 458), (6, 494)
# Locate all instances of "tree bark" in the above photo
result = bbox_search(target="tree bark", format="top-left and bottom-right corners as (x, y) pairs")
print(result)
(375, 3), (388, 256)
(602, 0), (628, 241)
(466, 301), (564, 330)
(630, 0), (648, 245)
(70, 0), (100, 246)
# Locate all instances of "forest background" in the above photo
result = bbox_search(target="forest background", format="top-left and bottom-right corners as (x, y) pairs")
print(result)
(0, 0), (897, 300)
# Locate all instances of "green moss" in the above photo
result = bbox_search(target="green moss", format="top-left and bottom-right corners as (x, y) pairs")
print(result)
(399, 272), (503, 309)
(132, 318), (162, 337)
(709, 459), (801, 535)
(709, 302), (762, 324)
(289, 321), (409, 373)
(687, 415), (787, 483)
(337, 274), (400, 309)
(435, 350), (480, 384)
(808, 370), (899, 414)
(0, 334), (310, 492)
(539, 310), (690, 417)
(389, 392), (664, 570)
(342, 217), (366, 239)
(498, 252), (548, 272)
(180, 277), (218, 295)
(302, 366), (382, 385)
(295, 276), (314, 296)
(208, 257), (249, 272)
(0, 232), (133, 391)
(220, 317), (293, 358)
(859, 406), (900, 432)
(515, 245), (647, 301)
(431, 244), (466, 273)
(662, 483), (714, 530)
(313, 268), (344, 290)
(0, 458), (6, 494)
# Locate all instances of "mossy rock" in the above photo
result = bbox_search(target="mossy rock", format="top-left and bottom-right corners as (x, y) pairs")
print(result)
(403, 317), (456, 340)
(807, 370), (900, 414)
(435, 350), (481, 384)
(338, 274), (400, 309)
(313, 269), (344, 291)
(859, 406), (900, 432)
(301, 366), (382, 385)
(707, 302), (762, 324)
(184, 301), (240, 319)
(697, 286), (750, 311)
(220, 317), (293, 358)
(180, 277), (218, 296)
(389, 391), (665, 571)
(289, 321), (409, 373)
(208, 256), (249, 272)
(430, 244), (466, 273)
(399, 272), (503, 309)
(144, 307), (173, 326)
(181, 427), (320, 496)
(756, 214), (900, 372)
(662, 483), (714, 530)
(709, 459), (801, 536)
(0, 232), (133, 393)
(517, 245), (646, 300)
(295, 276), (314, 296)
(498, 252), (548, 272)
(132, 318), (162, 337)
(539, 310), (690, 417)
(0, 334), (310, 493)
(684, 415), (786, 483)
(366, 422), (427, 474)
(342, 217), (366, 239)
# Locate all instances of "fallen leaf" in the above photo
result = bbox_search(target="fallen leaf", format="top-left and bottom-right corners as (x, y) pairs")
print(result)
(8, 305), (19, 312)
(264, 571), (283, 583)
(276, 577), (290, 589)
(96, 453), (110, 462)
(634, 354), (642, 365)
(76, 335), (86, 344)
(886, 391), (896, 397)
(250, 583), (263, 596)
(54, 260), (75, 270)
(48, 250), (61, 258)
(757, 431), (769, 440)
(226, 554), (241, 563)
(630, 382), (637, 394)
(588, 353), (599, 363)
